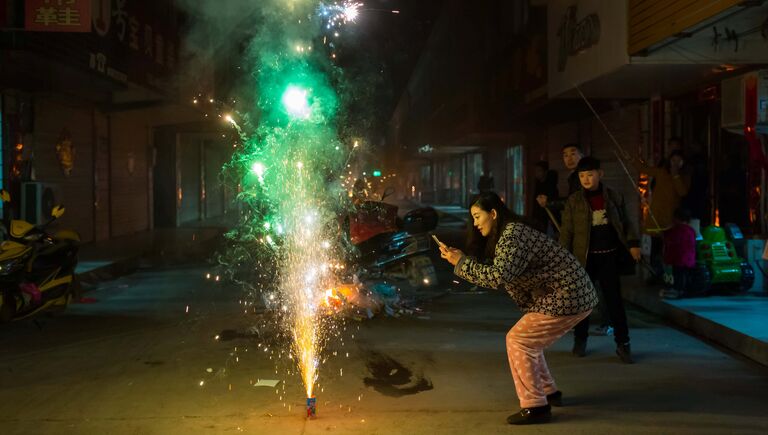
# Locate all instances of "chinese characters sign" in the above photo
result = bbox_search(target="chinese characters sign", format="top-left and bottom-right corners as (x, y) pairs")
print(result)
(88, 0), (179, 90)
(25, 0), (91, 32)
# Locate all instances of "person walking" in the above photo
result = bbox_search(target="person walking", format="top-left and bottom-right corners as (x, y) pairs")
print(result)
(439, 192), (597, 425)
(560, 157), (641, 364)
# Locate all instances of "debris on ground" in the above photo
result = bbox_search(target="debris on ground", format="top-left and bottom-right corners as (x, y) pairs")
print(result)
(254, 379), (280, 387)
(321, 279), (433, 320)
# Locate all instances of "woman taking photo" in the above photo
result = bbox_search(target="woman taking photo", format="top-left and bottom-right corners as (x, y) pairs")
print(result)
(439, 192), (597, 425)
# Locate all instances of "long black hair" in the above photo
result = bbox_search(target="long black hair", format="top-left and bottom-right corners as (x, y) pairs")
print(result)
(465, 192), (530, 260)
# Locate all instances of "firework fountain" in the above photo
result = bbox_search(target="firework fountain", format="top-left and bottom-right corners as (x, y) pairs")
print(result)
(217, 0), (367, 418)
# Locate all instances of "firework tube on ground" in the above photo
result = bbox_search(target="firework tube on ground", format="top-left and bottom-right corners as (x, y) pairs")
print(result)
(307, 396), (317, 418)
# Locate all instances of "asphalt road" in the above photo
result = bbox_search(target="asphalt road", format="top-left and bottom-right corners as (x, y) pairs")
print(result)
(1, 230), (767, 434)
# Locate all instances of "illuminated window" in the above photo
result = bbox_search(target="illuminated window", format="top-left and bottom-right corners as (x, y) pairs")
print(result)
(507, 145), (524, 215)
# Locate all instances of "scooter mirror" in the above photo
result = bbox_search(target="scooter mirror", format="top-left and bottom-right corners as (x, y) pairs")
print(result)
(51, 205), (66, 219)
(0, 190), (10, 202)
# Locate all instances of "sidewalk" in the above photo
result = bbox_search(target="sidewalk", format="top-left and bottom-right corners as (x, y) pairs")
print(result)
(75, 224), (226, 288)
(622, 277), (768, 366)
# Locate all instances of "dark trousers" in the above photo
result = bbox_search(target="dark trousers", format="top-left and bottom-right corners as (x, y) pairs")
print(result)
(672, 266), (694, 295)
(574, 251), (630, 345)
(649, 236), (665, 281)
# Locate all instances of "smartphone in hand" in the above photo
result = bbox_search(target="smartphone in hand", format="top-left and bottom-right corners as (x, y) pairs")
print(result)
(431, 234), (447, 248)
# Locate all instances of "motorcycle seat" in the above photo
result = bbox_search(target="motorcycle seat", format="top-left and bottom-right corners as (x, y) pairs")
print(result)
(9, 220), (35, 239)
(0, 240), (31, 261)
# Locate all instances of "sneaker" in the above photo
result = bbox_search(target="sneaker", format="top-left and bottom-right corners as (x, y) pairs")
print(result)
(572, 339), (587, 357)
(546, 391), (563, 407)
(660, 288), (681, 299)
(616, 343), (634, 364)
(506, 405), (552, 425)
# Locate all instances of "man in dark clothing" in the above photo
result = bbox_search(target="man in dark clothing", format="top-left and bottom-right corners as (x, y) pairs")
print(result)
(477, 172), (495, 193)
(532, 161), (559, 232)
(560, 157), (641, 364)
(536, 143), (583, 213)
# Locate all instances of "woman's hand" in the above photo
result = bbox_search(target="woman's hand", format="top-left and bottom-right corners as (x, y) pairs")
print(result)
(439, 245), (464, 266)
(630, 247), (642, 262)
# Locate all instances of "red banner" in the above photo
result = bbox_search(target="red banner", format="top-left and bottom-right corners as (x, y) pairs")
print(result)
(25, 0), (91, 32)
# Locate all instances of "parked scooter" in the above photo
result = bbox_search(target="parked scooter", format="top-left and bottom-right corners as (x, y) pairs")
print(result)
(0, 190), (80, 322)
(349, 187), (439, 288)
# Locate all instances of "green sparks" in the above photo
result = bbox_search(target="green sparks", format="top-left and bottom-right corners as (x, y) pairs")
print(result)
(217, 0), (362, 399)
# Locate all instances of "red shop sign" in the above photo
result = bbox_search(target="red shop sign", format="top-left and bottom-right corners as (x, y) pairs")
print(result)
(25, 0), (92, 32)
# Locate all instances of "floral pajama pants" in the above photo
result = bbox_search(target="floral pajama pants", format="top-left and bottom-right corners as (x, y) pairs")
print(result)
(506, 310), (591, 408)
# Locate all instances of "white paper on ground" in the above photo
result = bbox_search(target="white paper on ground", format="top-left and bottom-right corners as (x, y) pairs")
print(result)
(254, 379), (280, 387)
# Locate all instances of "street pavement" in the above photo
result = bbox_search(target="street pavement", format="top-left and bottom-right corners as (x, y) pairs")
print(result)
(1, 228), (767, 434)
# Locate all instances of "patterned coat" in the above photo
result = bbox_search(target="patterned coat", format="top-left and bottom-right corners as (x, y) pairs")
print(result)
(455, 223), (598, 316)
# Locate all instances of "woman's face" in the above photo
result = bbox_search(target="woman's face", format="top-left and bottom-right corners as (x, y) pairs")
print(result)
(669, 155), (684, 169)
(471, 205), (497, 237)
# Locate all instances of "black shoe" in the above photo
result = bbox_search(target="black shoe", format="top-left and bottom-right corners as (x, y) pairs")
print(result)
(616, 343), (634, 364)
(547, 390), (563, 407)
(506, 405), (552, 425)
(572, 339), (587, 357)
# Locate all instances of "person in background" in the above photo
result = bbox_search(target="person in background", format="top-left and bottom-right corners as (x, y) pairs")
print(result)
(665, 136), (683, 157)
(439, 192), (597, 425)
(631, 149), (691, 280)
(718, 152), (748, 228)
(660, 207), (697, 299)
(531, 161), (559, 233)
(681, 141), (709, 228)
(560, 157), (641, 364)
(477, 171), (495, 193)
(536, 143), (583, 213)
(540, 145), (613, 336)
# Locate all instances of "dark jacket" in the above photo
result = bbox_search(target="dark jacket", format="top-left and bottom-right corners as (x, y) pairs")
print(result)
(560, 184), (640, 267)
(455, 223), (598, 316)
(532, 170), (560, 231)
(547, 171), (580, 214)
(534, 170), (559, 198)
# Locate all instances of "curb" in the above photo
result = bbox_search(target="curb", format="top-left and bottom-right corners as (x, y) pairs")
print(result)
(75, 256), (142, 290)
(622, 276), (768, 367)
